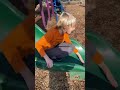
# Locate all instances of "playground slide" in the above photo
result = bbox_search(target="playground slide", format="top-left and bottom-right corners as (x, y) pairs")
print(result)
(0, 73), (27, 90)
(0, 0), (25, 42)
(35, 24), (85, 72)
(86, 32), (120, 90)
(0, 53), (28, 90)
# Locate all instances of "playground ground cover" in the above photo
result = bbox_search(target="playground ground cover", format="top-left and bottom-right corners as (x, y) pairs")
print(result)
(86, 0), (120, 51)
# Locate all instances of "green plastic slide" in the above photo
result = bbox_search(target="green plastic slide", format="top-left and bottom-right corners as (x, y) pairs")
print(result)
(86, 32), (120, 90)
(0, 73), (27, 90)
(0, 52), (29, 90)
(0, 0), (25, 41)
(35, 24), (85, 72)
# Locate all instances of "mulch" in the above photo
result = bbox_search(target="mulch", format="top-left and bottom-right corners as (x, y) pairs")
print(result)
(86, 0), (120, 51)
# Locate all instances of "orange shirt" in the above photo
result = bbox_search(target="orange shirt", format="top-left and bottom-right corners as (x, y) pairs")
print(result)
(35, 26), (78, 57)
(0, 14), (34, 73)
(92, 51), (103, 64)
(86, 38), (103, 64)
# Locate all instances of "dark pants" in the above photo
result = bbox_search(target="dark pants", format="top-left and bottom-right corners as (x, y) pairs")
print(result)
(45, 43), (75, 61)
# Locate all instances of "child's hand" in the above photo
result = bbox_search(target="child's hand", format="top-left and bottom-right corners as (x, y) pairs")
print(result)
(45, 58), (53, 68)
(111, 80), (118, 88)
(43, 54), (53, 68)
(76, 52), (85, 64)
(98, 62), (118, 88)
(79, 57), (85, 64)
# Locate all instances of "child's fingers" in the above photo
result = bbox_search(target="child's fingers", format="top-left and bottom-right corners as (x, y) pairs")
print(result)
(48, 63), (52, 68)
(47, 63), (50, 68)
(111, 80), (118, 88)
(46, 60), (53, 68)
(48, 63), (53, 68)
(81, 60), (84, 64)
(48, 64), (52, 68)
(50, 63), (53, 68)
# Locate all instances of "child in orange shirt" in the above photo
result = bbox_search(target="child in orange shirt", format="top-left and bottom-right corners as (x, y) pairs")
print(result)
(0, 14), (34, 90)
(35, 12), (84, 68)
(86, 38), (118, 88)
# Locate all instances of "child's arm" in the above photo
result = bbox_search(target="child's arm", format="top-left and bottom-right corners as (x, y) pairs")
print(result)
(35, 29), (55, 68)
(43, 54), (53, 68)
(98, 62), (118, 88)
(93, 51), (118, 88)
(64, 34), (84, 64)
(20, 66), (34, 90)
(76, 52), (85, 64)
(36, 42), (53, 68)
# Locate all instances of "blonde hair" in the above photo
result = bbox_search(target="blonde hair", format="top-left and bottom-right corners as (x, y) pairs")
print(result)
(56, 12), (76, 29)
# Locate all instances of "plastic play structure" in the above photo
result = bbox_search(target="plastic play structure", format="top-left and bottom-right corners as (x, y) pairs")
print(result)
(35, 0), (64, 27)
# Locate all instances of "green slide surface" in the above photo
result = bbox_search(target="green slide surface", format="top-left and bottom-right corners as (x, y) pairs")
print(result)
(86, 32), (120, 90)
(0, 0), (25, 42)
(35, 24), (85, 73)
(0, 73), (27, 90)
(0, 52), (28, 90)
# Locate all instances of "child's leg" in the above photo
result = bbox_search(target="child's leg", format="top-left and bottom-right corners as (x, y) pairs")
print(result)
(98, 62), (118, 88)
(45, 43), (74, 61)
